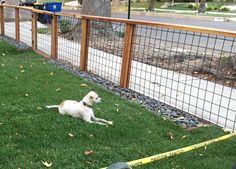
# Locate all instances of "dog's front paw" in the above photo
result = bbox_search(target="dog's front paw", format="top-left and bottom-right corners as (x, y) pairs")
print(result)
(107, 121), (113, 125)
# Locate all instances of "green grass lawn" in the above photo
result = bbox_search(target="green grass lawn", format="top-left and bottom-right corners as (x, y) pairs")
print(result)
(0, 39), (236, 169)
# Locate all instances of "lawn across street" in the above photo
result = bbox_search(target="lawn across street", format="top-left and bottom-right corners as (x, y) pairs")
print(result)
(0, 40), (236, 169)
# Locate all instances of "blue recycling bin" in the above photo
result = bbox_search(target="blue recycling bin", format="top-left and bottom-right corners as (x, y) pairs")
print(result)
(44, 2), (62, 23)
(45, 2), (62, 12)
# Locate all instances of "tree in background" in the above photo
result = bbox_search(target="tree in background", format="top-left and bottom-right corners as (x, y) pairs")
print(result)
(198, 0), (207, 13)
(81, 0), (111, 17)
(147, 0), (156, 12)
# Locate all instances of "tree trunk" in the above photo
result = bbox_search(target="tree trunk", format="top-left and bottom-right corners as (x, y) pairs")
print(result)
(147, 0), (155, 12)
(198, 0), (207, 13)
(82, 0), (111, 17)
(171, 0), (174, 7)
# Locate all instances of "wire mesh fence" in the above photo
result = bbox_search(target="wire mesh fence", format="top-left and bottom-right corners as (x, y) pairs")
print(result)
(36, 13), (52, 56)
(19, 9), (32, 47)
(1, 6), (236, 131)
(57, 14), (82, 65)
(129, 24), (236, 130)
(87, 20), (125, 84)
(4, 7), (15, 39)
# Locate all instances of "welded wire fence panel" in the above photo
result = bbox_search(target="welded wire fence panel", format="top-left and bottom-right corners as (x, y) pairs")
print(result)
(129, 25), (236, 130)
(87, 20), (124, 84)
(36, 13), (52, 56)
(4, 7), (15, 39)
(19, 9), (32, 47)
(57, 15), (82, 66)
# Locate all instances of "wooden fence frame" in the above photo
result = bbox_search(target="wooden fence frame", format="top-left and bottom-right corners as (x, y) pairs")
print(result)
(1, 5), (236, 88)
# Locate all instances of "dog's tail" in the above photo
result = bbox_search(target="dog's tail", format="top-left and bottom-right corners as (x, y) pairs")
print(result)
(46, 105), (59, 109)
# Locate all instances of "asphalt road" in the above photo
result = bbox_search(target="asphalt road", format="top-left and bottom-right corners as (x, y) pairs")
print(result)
(62, 9), (236, 31)
(112, 13), (236, 31)
(62, 9), (236, 53)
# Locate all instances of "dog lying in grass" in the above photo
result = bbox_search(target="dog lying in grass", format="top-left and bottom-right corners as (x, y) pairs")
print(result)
(46, 91), (113, 126)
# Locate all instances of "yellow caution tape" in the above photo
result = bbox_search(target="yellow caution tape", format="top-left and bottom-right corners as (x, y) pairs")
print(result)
(100, 132), (236, 169)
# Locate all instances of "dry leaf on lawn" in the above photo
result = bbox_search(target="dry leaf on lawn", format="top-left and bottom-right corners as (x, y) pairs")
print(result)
(84, 150), (94, 155)
(80, 84), (88, 87)
(42, 161), (52, 168)
(167, 132), (175, 140)
(68, 133), (74, 137)
(49, 72), (54, 76)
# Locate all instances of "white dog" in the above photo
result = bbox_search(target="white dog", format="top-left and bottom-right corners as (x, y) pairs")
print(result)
(46, 91), (113, 125)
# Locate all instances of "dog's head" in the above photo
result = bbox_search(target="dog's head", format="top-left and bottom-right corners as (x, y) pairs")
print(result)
(83, 91), (101, 104)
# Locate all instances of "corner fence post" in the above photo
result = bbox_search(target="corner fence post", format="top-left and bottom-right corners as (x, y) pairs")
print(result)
(80, 17), (90, 71)
(0, 6), (4, 36)
(31, 11), (37, 50)
(120, 23), (135, 88)
(15, 7), (20, 43)
(51, 13), (58, 59)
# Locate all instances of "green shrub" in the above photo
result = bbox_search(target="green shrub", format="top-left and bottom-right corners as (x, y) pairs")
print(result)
(59, 20), (73, 33)
(219, 6), (230, 12)
(207, 6), (214, 11)
(37, 27), (50, 34)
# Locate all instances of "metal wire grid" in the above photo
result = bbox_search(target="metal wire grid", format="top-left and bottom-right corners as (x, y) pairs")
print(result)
(4, 7), (15, 39)
(87, 20), (124, 84)
(36, 13), (52, 56)
(129, 25), (236, 130)
(57, 15), (82, 66)
(19, 9), (32, 47)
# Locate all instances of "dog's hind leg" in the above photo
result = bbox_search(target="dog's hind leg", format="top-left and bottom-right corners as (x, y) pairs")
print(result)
(84, 119), (108, 125)
(91, 116), (113, 125)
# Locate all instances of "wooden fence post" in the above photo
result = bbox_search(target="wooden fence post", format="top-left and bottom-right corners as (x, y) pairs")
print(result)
(80, 17), (90, 71)
(120, 23), (135, 88)
(0, 6), (4, 36)
(31, 12), (37, 50)
(15, 7), (20, 43)
(51, 14), (58, 59)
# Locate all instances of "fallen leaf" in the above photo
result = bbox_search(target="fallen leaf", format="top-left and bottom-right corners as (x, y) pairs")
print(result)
(181, 135), (186, 139)
(80, 83), (88, 87)
(56, 88), (61, 92)
(37, 107), (42, 110)
(25, 94), (29, 97)
(84, 150), (94, 155)
(19, 65), (23, 69)
(42, 161), (52, 168)
(68, 133), (74, 137)
(21, 70), (25, 73)
(2, 53), (5, 56)
(89, 134), (93, 137)
(49, 72), (54, 76)
(116, 108), (119, 112)
(167, 132), (175, 140)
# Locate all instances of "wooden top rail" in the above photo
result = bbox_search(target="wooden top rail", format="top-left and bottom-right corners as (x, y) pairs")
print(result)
(1, 4), (236, 38)
(82, 15), (236, 38)
(0, 4), (53, 15)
